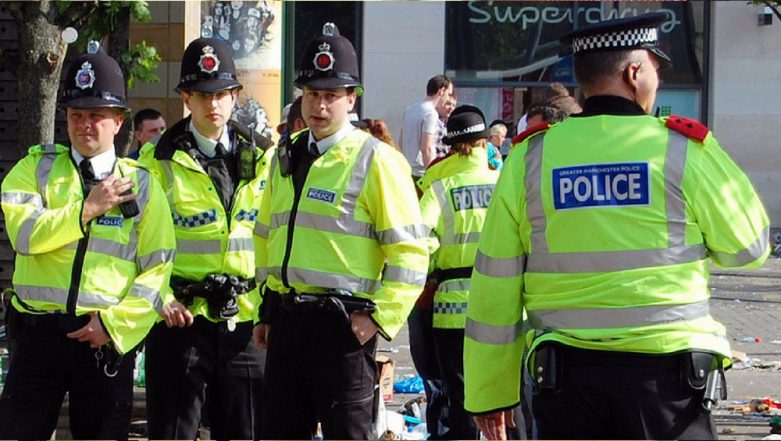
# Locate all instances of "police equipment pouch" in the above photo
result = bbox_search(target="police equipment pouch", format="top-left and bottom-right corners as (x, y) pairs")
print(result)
(532, 344), (561, 394)
(681, 352), (727, 411)
(237, 142), (257, 181)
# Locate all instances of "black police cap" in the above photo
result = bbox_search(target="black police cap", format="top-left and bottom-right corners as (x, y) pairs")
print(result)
(560, 12), (672, 69)
(294, 23), (363, 94)
(443, 105), (490, 146)
(60, 41), (129, 111)
(176, 38), (242, 93)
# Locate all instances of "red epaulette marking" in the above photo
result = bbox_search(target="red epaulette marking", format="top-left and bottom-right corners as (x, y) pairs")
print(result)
(511, 122), (550, 145)
(665, 115), (709, 142)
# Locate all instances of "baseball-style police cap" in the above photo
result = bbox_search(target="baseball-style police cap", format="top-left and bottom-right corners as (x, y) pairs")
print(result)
(294, 23), (363, 95)
(60, 41), (129, 111)
(560, 12), (672, 69)
(176, 38), (242, 93)
(443, 105), (490, 146)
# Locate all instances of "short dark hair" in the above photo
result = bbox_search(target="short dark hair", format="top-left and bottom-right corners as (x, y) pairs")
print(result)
(526, 83), (582, 123)
(288, 96), (302, 127)
(573, 50), (634, 89)
(426, 75), (452, 97)
(133, 108), (164, 129)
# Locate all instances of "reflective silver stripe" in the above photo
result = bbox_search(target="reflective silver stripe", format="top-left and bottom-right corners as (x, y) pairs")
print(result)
(160, 160), (175, 206)
(665, 132), (688, 248)
(254, 221), (269, 239)
(127, 284), (163, 313)
(270, 211), (291, 229)
(15, 284), (68, 303)
(524, 135), (548, 254)
(15, 210), (44, 255)
(285, 266), (382, 293)
(134, 169), (151, 219)
(710, 227), (770, 266)
(256, 267), (268, 282)
(88, 236), (136, 262)
(524, 132), (708, 273)
(177, 239), (221, 254)
(438, 278), (471, 292)
(227, 237), (254, 252)
(465, 317), (523, 345)
(376, 224), (428, 244)
(36, 154), (56, 203)
(339, 136), (378, 215)
(294, 211), (374, 238)
(527, 300), (711, 330)
(40, 143), (58, 154)
(432, 180), (455, 246)
(1, 192), (43, 206)
(526, 244), (707, 273)
(384, 265), (427, 287)
(474, 250), (526, 278)
(137, 249), (175, 271)
(79, 291), (121, 307)
(441, 232), (481, 246)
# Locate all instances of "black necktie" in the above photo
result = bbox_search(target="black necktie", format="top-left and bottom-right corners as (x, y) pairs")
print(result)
(79, 158), (97, 192)
(309, 142), (319, 156)
(215, 142), (228, 157)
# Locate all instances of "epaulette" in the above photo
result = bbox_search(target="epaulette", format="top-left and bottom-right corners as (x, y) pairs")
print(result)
(511, 122), (550, 145)
(28, 143), (65, 155)
(665, 115), (709, 142)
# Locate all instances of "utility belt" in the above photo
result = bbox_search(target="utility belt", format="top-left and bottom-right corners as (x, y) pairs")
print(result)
(532, 343), (727, 412)
(171, 274), (256, 320)
(261, 287), (376, 324)
(430, 266), (473, 284)
(5, 297), (126, 378)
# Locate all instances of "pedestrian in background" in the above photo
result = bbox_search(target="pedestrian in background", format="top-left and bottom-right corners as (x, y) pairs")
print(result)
(465, 12), (769, 440)
(130, 108), (166, 159)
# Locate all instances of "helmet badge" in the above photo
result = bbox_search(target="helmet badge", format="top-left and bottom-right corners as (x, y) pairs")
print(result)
(75, 61), (95, 90)
(313, 42), (334, 72)
(198, 45), (221, 73)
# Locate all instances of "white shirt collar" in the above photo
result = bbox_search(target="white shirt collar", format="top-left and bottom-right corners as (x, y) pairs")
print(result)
(71, 148), (116, 180)
(307, 120), (355, 155)
(189, 120), (231, 158)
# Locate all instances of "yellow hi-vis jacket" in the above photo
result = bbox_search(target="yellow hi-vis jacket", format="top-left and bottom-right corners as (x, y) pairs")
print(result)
(464, 114), (770, 414)
(139, 118), (273, 323)
(254, 128), (429, 339)
(1, 143), (175, 354)
(419, 148), (498, 329)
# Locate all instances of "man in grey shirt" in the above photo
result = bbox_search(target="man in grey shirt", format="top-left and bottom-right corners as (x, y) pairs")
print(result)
(400, 75), (454, 177)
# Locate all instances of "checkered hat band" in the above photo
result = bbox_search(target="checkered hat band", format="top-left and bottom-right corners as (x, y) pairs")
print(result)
(572, 28), (658, 53)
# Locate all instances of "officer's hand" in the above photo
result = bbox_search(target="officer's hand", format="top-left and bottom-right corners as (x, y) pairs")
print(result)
(162, 300), (194, 328)
(474, 409), (515, 440)
(253, 323), (270, 349)
(349, 312), (379, 345)
(66, 312), (111, 348)
(82, 175), (136, 225)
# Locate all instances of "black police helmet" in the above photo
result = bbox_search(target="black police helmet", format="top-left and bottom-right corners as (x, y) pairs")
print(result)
(443, 105), (490, 146)
(294, 23), (363, 95)
(60, 41), (129, 111)
(176, 38), (242, 93)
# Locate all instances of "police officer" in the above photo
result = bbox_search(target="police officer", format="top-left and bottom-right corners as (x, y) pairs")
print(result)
(464, 12), (770, 440)
(138, 37), (273, 440)
(0, 42), (175, 440)
(253, 23), (429, 439)
(419, 105), (520, 440)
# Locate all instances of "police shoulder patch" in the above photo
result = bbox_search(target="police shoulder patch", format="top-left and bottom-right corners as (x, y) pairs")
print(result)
(665, 115), (709, 143)
(511, 122), (550, 145)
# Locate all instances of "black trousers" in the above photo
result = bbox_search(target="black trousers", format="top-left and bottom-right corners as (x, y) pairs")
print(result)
(0, 313), (135, 440)
(145, 317), (265, 440)
(433, 328), (526, 440)
(262, 306), (378, 440)
(532, 344), (718, 440)
(408, 305), (450, 439)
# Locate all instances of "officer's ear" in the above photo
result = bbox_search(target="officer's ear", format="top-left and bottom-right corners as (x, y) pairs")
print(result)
(345, 88), (357, 110)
